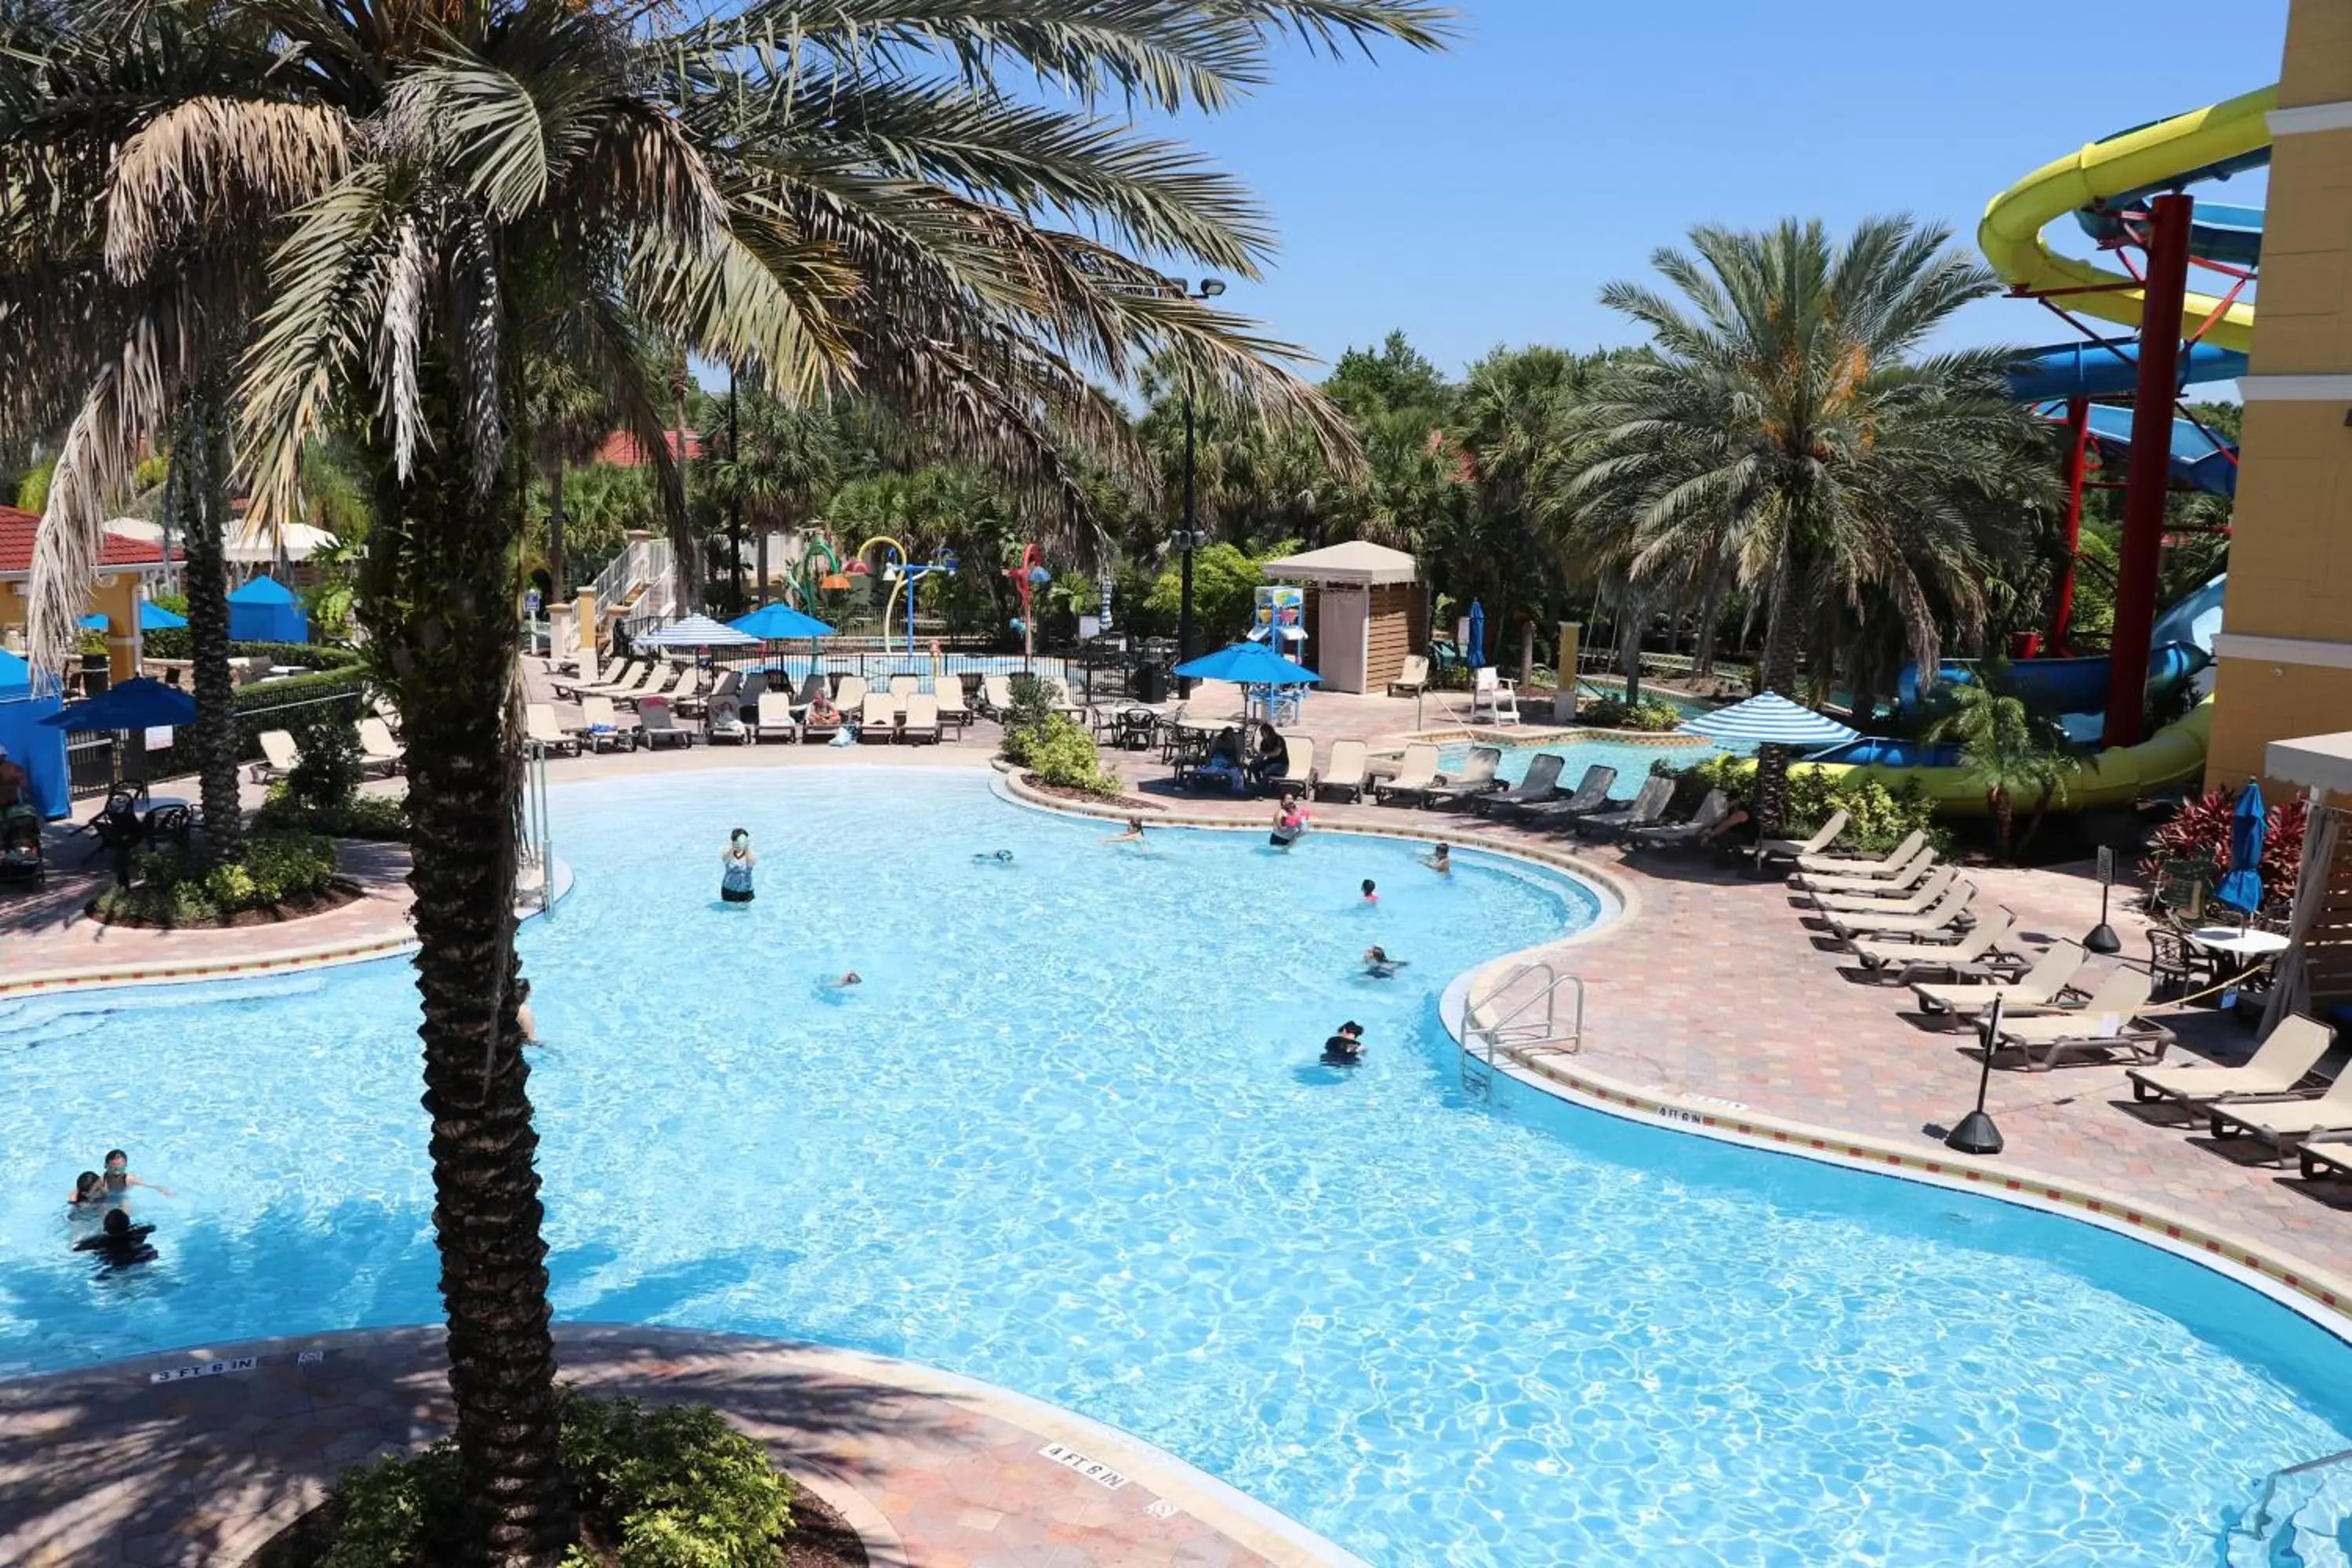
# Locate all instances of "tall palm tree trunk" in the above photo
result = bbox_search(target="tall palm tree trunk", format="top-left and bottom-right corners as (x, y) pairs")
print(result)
(1751, 554), (1806, 833)
(545, 462), (567, 601)
(1616, 596), (1643, 708)
(176, 394), (241, 862)
(365, 450), (573, 1566)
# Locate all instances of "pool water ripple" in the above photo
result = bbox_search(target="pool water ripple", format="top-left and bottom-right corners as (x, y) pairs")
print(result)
(2, 768), (2347, 1566)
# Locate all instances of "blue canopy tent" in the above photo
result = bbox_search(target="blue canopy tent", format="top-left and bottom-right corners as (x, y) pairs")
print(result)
(0, 647), (70, 818)
(227, 575), (309, 643)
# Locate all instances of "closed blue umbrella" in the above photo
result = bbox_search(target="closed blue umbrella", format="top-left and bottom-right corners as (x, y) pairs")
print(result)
(41, 676), (197, 731)
(1678, 692), (1860, 748)
(1465, 600), (1486, 668)
(2216, 780), (2267, 916)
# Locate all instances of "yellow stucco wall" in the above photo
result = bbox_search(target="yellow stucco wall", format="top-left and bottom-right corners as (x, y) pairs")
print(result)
(2207, 0), (2352, 789)
(0, 572), (149, 682)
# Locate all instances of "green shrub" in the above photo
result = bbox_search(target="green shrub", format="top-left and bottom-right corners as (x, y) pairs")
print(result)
(1581, 695), (1682, 732)
(142, 630), (365, 666)
(255, 786), (409, 840)
(1647, 755), (1944, 854)
(1024, 713), (1122, 798)
(318, 1392), (793, 1568)
(233, 670), (369, 761)
(242, 831), (339, 901)
(996, 673), (1057, 765)
(93, 829), (339, 925)
(286, 705), (365, 812)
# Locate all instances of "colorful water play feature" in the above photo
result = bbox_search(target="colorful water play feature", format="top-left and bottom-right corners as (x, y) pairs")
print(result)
(5, 768), (2351, 1564)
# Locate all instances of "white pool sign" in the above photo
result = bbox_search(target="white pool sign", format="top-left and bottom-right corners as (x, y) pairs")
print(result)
(148, 1355), (256, 1384)
(1038, 1442), (1131, 1490)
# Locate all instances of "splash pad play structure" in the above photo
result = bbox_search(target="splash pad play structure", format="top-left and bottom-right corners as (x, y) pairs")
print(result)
(1809, 86), (2277, 813)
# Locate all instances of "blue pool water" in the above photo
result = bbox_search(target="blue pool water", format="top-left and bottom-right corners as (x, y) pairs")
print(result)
(5, 768), (2350, 1565)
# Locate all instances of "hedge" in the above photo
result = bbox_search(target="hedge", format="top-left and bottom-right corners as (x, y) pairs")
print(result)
(231, 668), (371, 761)
(140, 629), (364, 669)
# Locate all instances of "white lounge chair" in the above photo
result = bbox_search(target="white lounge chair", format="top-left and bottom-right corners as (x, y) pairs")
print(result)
(901, 693), (941, 744)
(1912, 941), (2086, 1016)
(1858, 910), (2017, 984)
(857, 691), (898, 742)
(1469, 666), (1519, 724)
(934, 677), (972, 733)
(834, 674), (871, 714)
(1794, 828), (1926, 880)
(637, 695), (693, 750)
(1828, 880), (1977, 942)
(2209, 1069), (2352, 1164)
(1792, 840), (1936, 896)
(249, 728), (302, 782)
(353, 717), (404, 777)
(1812, 864), (1958, 916)
(1755, 809), (1849, 869)
(1264, 733), (1316, 793)
(2129, 1014), (2334, 1113)
(705, 695), (750, 746)
(1316, 739), (1368, 802)
(1374, 742), (1443, 806)
(981, 674), (1015, 717)
(618, 663), (683, 710)
(1987, 967), (2166, 1072)
(573, 695), (636, 752)
(1388, 653), (1430, 697)
(1424, 746), (1506, 808)
(524, 702), (580, 757)
(888, 673), (923, 699)
(753, 693), (798, 744)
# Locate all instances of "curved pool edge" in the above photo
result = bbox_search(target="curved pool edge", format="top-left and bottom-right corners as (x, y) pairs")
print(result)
(997, 768), (2352, 1345)
(0, 1323), (1365, 1568)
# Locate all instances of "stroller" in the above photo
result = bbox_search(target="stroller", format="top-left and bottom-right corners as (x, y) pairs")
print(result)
(0, 799), (44, 891)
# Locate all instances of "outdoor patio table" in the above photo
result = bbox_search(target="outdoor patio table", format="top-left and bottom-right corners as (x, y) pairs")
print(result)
(2187, 926), (2292, 989)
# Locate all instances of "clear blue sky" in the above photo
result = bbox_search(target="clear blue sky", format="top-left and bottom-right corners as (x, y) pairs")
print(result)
(1172, 0), (2288, 377)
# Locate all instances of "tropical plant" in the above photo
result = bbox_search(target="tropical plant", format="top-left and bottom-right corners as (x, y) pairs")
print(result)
(1922, 678), (2078, 860)
(1142, 539), (1300, 644)
(0, 7), (1443, 1562)
(2139, 788), (2306, 917)
(1553, 218), (2051, 829)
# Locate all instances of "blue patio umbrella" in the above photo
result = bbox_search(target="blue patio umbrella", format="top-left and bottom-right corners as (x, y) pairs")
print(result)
(42, 676), (197, 731)
(2216, 779), (2267, 916)
(637, 613), (757, 649)
(1465, 600), (1486, 668)
(78, 613), (107, 631)
(139, 600), (187, 631)
(730, 603), (836, 640)
(1173, 641), (1322, 686)
(1678, 692), (1860, 749)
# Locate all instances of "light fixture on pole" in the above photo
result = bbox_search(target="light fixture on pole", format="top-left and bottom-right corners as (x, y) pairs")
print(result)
(1168, 276), (1225, 695)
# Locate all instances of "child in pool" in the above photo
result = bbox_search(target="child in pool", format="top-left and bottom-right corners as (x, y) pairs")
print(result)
(1363, 946), (1407, 979)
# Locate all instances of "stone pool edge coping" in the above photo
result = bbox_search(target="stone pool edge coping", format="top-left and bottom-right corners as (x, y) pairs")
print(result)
(997, 767), (2352, 1341)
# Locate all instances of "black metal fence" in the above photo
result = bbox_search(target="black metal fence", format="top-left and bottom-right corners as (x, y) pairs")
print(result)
(64, 688), (365, 801)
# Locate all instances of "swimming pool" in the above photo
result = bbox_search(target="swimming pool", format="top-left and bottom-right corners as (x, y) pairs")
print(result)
(4, 767), (2348, 1565)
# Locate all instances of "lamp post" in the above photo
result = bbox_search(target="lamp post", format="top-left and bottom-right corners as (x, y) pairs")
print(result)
(1169, 276), (1225, 694)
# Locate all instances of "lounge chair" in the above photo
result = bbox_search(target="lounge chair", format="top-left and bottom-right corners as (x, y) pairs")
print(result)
(901, 693), (941, 745)
(1855, 909), (2016, 983)
(669, 665), (708, 717)
(1622, 788), (1735, 850)
(1475, 753), (1566, 817)
(1374, 742), (1443, 806)
(706, 695), (750, 746)
(1794, 828), (1926, 879)
(1388, 653), (1430, 697)
(1424, 746), (1507, 808)
(568, 695), (630, 753)
(1469, 666), (1519, 724)
(1825, 880), (1976, 942)
(1570, 774), (1676, 840)
(1986, 967), (2167, 1072)
(1508, 764), (1617, 827)
(524, 702), (581, 757)
(2209, 1070), (2352, 1164)
(1316, 739), (1369, 802)
(1265, 733), (1316, 794)
(1791, 841), (1936, 896)
(1811, 863), (1958, 916)
(1912, 940), (2087, 1016)
(2127, 1014), (2335, 1112)
(1754, 809), (1849, 870)
(834, 674), (871, 714)
(980, 674), (1015, 717)
(2299, 1137), (2352, 1182)
(249, 728), (302, 782)
(935, 677), (972, 733)
(857, 691), (899, 742)
(354, 717), (404, 777)
(637, 695), (693, 750)
(618, 663), (682, 710)
(554, 658), (633, 700)
(753, 693), (798, 743)
(583, 661), (655, 702)
(889, 673), (924, 699)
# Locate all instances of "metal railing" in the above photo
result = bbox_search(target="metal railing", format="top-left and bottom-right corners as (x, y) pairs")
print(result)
(2224, 1445), (2352, 1564)
(518, 739), (554, 916)
(1460, 960), (1585, 1098)
(587, 538), (678, 634)
(64, 687), (365, 800)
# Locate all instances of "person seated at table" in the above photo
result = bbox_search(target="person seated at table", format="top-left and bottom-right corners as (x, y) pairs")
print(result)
(1195, 728), (1245, 792)
(1246, 722), (1287, 789)
(0, 742), (28, 807)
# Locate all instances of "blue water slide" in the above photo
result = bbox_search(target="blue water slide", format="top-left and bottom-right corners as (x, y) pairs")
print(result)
(2005, 342), (2244, 497)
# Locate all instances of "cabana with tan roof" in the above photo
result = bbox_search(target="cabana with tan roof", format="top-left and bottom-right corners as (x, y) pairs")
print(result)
(1259, 540), (1424, 694)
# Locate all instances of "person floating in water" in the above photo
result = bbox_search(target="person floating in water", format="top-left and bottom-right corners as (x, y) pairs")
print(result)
(828, 971), (863, 989)
(720, 829), (757, 904)
(1363, 946), (1407, 979)
(74, 1208), (157, 1271)
(1320, 1021), (1366, 1066)
(1360, 879), (1378, 905)
(1105, 818), (1148, 845)
(67, 1171), (107, 1217)
(1422, 844), (1452, 877)
(1269, 792), (1309, 850)
(100, 1149), (172, 1205)
(972, 849), (1014, 864)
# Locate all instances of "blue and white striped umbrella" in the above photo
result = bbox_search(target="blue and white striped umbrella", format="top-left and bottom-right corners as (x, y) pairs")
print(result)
(637, 613), (758, 649)
(1678, 692), (1858, 748)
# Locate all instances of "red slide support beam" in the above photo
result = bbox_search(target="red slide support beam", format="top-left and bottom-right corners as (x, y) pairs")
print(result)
(2047, 394), (2092, 655)
(2102, 193), (2194, 750)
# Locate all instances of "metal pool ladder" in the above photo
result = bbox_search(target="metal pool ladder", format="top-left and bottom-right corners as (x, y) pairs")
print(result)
(1460, 960), (1584, 1100)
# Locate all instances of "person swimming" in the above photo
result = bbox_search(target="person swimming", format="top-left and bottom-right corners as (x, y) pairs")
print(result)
(67, 1171), (107, 1216)
(1360, 879), (1378, 904)
(1269, 793), (1309, 849)
(516, 977), (541, 1046)
(1363, 946), (1407, 979)
(1423, 844), (1452, 877)
(828, 971), (863, 989)
(1105, 818), (1148, 845)
(100, 1149), (172, 1203)
(720, 829), (757, 904)
(74, 1207), (157, 1271)
(972, 849), (1014, 863)
(1320, 1021), (1366, 1066)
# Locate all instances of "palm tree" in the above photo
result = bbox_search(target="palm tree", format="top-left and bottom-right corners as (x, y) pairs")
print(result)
(1925, 677), (2077, 860)
(1554, 218), (2048, 829)
(522, 357), (616, 604)
(11, 6), (1446, 1563)
(706, 389), (847, 602)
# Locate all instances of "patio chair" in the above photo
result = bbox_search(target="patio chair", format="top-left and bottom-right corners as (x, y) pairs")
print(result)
(901, 693), (942, 745)
(1469, 666), (1519, 724)
(2209, 1069), (2352, 1164)
(1826, 880), (1977, 942)
(582, 661), (654, 702)
(1622, 788), (1736, 851)
(1794, 828), (1926, 879)
(1388, 654), (1430, 697)
(249, 728), (302, 782)
(1754, 809), (1849, 871)
(834, 674), (871, 713)
(524, 703), (581, 757)
(980, 674), (1015, 717)
(553, 658), (631, 700)
(1507, 764), (1617, 827)
(1261, 732), (1316, 794)
(1858, 910), (2019, 985)
(935, 677), (972, 734)
(1316, 739), (1370, 803)
(1475, 753), (1566, 817)
(669, 665), (708, 717)
(637, 695), (693, 750)
(1791, 842), (1937, 897)
(354, 717), (405, 777)
(1374, 742), (1444, 806)
(574, 694), (637, 752)
(1570, 774), (1676, 840)
(1810, 864), (1958, 916)
(889, 673), (924, 699)
(2298, 1135), (2352, 1182)
(2129, 1013), (2335, 1113)
(618, 663), (683, 710)
(857, 691), (899, 742)
(1912, 940), (2087, 1015)
(1985, 967), (2167, 1072)
(2147, 926), (2217, 1000)
(1424, 746), (1508, 808)
(705, 695), (750, 746)
(753, 693), (798, 744)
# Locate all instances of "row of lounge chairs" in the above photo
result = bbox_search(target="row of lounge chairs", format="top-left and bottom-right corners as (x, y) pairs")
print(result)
(249, 717), (405, 782)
